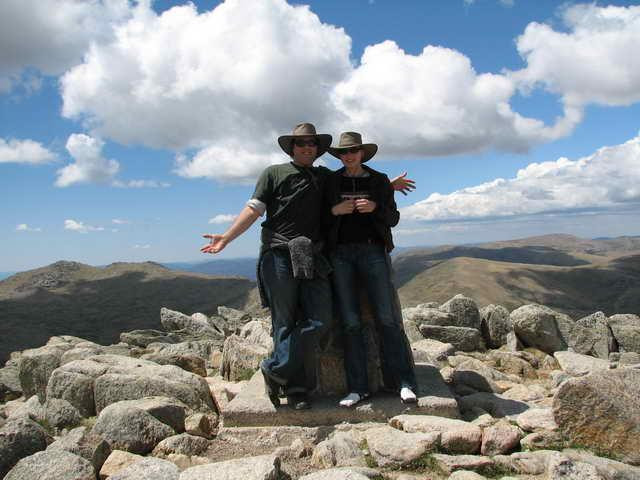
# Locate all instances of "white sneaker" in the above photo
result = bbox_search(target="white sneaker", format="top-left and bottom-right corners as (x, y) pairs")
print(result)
(400, 387), (417, 404)
(339, 392), (365, 408)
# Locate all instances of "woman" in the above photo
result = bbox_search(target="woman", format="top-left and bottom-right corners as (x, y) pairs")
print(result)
(325, 131), (417, 407)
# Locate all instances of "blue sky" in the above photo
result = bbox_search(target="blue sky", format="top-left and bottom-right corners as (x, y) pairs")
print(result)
(1, 0), (640, 272)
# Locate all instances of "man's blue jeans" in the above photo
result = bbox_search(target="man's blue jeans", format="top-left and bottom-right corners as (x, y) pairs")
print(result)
(330, 243), (416, 395)
(259, 248), (332, 395)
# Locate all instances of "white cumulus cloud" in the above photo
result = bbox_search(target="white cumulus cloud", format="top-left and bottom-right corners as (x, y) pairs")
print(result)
(47, 1), (640, 185)
(401, 134), (640, 222)
(16, 224), (42, 232)
(112, 218), (131, 224)
(0, 0), (133, 92)
(133, 244), (151, 249)
(64, 219), (105, 233)
(511, 4), (640, 108)
(209, 214), (238, 224)
(0, 138), (57, 164)
(60, 0), (350, 154)
(56, 134), (120, 187)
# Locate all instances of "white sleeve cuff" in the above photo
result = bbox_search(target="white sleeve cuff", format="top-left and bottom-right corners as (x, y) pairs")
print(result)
(246, 198), (266, 216)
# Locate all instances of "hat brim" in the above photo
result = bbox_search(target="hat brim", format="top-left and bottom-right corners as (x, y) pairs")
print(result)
(328, 143), (378, 163)
(278, 133), (332, 158)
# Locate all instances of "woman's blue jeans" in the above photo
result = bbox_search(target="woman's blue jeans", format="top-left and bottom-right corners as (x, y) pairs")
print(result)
(259, 248), (332, 395)
(330, 243), (416, 395)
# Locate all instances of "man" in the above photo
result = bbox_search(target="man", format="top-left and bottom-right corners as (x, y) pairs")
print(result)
(201, 123), (414, 410)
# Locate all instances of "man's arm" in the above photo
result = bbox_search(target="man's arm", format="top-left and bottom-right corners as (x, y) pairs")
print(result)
(200, 205), (261, 254)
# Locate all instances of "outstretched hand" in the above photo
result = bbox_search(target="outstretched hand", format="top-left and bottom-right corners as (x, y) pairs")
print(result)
(390, 172), (416, 196)
(201, 234), (228, 254)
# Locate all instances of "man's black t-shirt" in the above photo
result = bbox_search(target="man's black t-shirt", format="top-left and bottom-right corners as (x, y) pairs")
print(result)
(251, 162), (331, 241)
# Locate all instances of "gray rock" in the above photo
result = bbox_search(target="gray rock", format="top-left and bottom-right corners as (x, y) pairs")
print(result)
(364, 425), (439, 467)
(47, 426), (111, 473)
(179, 454), (281, 480)
(411, 339), (455, 365)
(216, 306), (252, 336)
(430, 454), (494, 475)
(553, 351), (611, 376)
(312, 431), (367, 468)
(146, 340), (222, 360)
(160, 307), (224, 338)
(141, 353), (207, 377)
(547, 452), (605, 480)
(112, 396), (187, 433)
(480, 421), (522, 456)
(0, 365), (22, 402)
(505, 330), (523, 351)
(42, 397), (83, 430)
(487, 351), (537, 379)
(407, 307), (457, 327)
(389, 415), (481, 454)
(449, 472), (487, 480)
(608, 314), (640, 353)
(0, 416), (51, 477)
(45, 368), (96, 417)
(76, 355), (216, 414)
(520, 431), (566, 451)
(569, 312), (617, 359)
(152, 433), (210, 457)
(418, 325), (484, 352)
(220, 334), (267, 381)
(91, 401), (176, 454)
(562, 448), (640, 480)
(492, 450), (553, 475)
(299, 467), (382, 480)
(553, 368), (640, 465)
(509, 304), (574, 354)
(120, 329), (181, 347)
(184, 412), (218, 439)
(439, 294), (481, 329)
(479, 304), (512, 348)
(18, 345), (68, 402)
(109, 457), (180, 480)
(516, 408), (558, 432)
(98, 450), (144, 479)
(239, 320), (273, 350)
(402, 313), (424, 344)
(4, 450), (95, 480)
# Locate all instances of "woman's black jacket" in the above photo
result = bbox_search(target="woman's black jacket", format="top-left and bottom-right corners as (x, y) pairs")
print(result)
(324, 164), (399, 253)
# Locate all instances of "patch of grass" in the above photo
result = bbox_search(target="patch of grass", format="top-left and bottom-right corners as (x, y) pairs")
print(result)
(80, 416), (97, 429)
(401, 453), (446, 475)
(234, 367), (257, 382)
(358, 439), (379, 469)
(477, 463), (515, 478)
(34, 417), (55, 435)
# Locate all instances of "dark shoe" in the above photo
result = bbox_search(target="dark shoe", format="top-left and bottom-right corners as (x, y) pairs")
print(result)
(260, 362), (281, 407)
(288, 394), (311, 410)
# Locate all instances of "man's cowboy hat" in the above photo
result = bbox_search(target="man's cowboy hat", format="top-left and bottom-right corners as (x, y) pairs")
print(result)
(278, 123), (332, 158)
(328, 132), (378, 163)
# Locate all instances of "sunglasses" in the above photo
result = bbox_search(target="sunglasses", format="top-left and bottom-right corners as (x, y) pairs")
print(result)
(340, 147), (362, 154)
(293, 139), (318, 147)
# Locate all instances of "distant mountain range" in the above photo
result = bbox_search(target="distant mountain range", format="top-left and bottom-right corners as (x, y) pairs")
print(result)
(163, 258), (258, 280)
(2, 234), (639, 364)
(394, 234), (640, 319)
(0, 261), (259, 363)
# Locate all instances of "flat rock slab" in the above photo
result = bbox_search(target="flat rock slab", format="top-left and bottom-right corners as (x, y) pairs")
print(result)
(223, 363), (459, 427)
